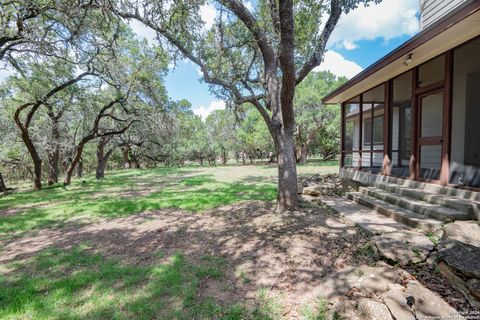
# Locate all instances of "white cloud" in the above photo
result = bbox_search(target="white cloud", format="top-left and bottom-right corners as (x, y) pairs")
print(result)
(329, 0), (419, 50)
(314, 51), (363, 79)
(199, 1), (252, 31)
(200, 3), (217, 30)
(0, 65), (15, 83)
(194, 100), (226, 119)
(342, 40), (358, 51)
(243, 0), (254, 12)
(129, 20), (157, 43)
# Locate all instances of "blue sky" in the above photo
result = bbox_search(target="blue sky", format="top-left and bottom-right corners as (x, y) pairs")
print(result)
(158, 0), (420, 118)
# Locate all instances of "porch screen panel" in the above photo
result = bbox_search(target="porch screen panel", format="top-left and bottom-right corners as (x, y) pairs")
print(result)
(418, 55), (445, 88)
(362, 85), (385, 173)
(343, 96), (361, 167)
(451, 37), (480, 187)
(420, 145), (441, 180)
(390, 71), (412, 177)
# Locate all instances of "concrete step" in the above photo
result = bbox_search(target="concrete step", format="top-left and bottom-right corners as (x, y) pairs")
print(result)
(359, 187), (473, 221)
(315, 195), (412, 235)
(347, 192), (444, 232)
(340, 168), (480, 202)
(374, 181), (480, 216)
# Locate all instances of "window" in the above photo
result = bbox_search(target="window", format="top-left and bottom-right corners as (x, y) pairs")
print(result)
(418, 55), (445, 87)
(400, 103), (412, 160)
(364, 115), (384, 145)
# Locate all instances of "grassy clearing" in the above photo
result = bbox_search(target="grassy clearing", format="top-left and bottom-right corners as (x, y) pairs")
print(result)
(0, 162), (341, 319)
(0, 244), (267, 320)
(0, 244), (316, 320)
(0, 163), (338, 240)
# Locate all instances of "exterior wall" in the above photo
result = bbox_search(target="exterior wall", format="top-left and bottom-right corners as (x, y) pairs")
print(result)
(420, 0), (467, 29)
(450, 37), (480, 186)
(339, 33), (480, 188)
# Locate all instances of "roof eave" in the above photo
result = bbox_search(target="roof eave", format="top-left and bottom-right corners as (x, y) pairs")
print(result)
(321, 0), (480, 105)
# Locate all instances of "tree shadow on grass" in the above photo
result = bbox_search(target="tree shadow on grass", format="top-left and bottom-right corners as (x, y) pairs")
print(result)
(0, 245), (235, 320)
(0, 174), (276, 240)
(0, 201), (383, 319)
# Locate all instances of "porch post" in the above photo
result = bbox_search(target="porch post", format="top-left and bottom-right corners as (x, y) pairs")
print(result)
(382, 81), (391, 175)
(440, 50), (453, 186)
(340, 102), (345, 168)
(410, 67), (418, 180)
(359, 94), (363, 169)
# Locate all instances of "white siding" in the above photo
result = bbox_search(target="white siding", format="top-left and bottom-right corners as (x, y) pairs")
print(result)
(420, 0), (467, 30)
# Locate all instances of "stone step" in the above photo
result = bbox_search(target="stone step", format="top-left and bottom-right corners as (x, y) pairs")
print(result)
(314, 195), (412, 235)
(347, 192), (444, 232)
(359, 187), (473, 221)
(375, 181), (479, 216)
(340, 168), (480, 202)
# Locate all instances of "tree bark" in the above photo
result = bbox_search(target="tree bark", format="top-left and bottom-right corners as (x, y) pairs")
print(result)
(96, 137), (113, 179)
(274, 127), (298, 212)
(64, 144), (85, 185)
(296, 126), (321, 164)
(122, 147), (131, 169)
(14, 106), (43, 191)
(47, 119), (60, 185)
(75, 158), (83, 178)
(220, 149), (228, 165)
(0, 173), (7, 192)
(96, 158), (107, 179)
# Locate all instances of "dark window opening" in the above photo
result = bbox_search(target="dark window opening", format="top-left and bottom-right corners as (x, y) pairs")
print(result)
(364, 115), (384, 145)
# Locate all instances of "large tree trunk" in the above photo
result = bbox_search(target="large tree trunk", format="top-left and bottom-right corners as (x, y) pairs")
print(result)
(122, 147), (131, 169)
(0, 173), (7, 192)
(47, 121), (60, 185)
(296, 127), (320, 164)
(221, 150), (228, 165)
(75, 158), (83, 178)
(64, 144), (85, 185)
(296, 145), (308, 164)
(275, 129), (299, 212)
(47, 150), (60, 185)
(15, 123), (42, 190)
(96, 157), (107, 179)
(96, 137), (108, 179)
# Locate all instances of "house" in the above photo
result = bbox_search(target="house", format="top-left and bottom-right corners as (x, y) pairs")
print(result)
(323, 0), (480, 194)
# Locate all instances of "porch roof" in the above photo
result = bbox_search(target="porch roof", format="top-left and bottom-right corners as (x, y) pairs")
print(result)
(322, 0), (480, 105)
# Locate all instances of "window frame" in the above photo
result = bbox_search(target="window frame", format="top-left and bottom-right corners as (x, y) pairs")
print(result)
(364, 114), (384, 146)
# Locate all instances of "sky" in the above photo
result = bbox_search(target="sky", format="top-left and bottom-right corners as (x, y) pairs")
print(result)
(0, 0), (420, 119)
(160, 0), (420, 119)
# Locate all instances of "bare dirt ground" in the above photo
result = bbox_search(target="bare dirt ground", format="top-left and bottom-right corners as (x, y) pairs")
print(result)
(0, 200), (379, 318)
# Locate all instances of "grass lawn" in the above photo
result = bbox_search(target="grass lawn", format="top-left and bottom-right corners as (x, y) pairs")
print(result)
(1, 162), (371, 320)
(0, 162), (338, 240)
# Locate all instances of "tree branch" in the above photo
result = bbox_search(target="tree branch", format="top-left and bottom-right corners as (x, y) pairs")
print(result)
(295, 0), (341, 85)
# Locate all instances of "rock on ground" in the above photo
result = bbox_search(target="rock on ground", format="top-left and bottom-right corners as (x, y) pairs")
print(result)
(405, 281), (459, 319)
(443, 220), (480, 247)
(437, 240), (480, 279)
(373, 231), (434, 266)
(382, 289), (415, 320)
(436, 220), (480, 308)
(358, 298), (393, 320)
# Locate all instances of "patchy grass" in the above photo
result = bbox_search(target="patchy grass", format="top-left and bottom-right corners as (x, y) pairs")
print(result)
(0, 163), (337, 240)
(0, 244), (310, 320)
(0, 162), (347, 319)
(0, 244), (230, 320)
(300, 298), (328, 320)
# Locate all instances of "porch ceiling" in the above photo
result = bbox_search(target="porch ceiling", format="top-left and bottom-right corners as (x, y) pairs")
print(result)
(322, 1), (480, 105)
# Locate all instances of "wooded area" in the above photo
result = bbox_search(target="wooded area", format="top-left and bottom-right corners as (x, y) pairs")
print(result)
(0, 0), (358, 210)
